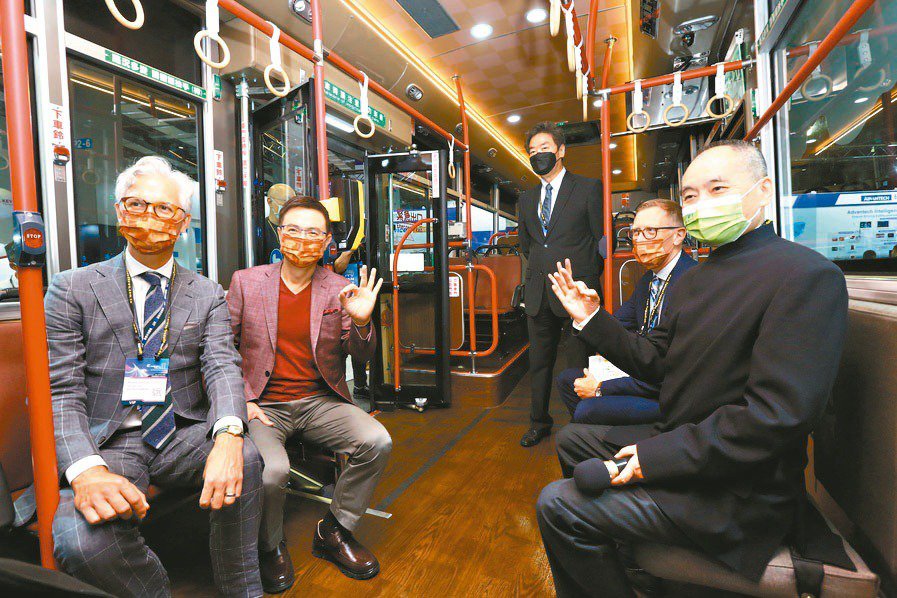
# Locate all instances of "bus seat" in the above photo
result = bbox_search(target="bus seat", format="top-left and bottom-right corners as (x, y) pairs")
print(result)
(633, 534), (879, 597)
(0, 321), (32, 494)
(472, 255), (521, 315)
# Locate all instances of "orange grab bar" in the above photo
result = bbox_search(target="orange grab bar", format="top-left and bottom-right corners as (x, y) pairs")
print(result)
(599, 38), (614, 314)
(0, 0), (60, 568)
(309, 0), (329, 199)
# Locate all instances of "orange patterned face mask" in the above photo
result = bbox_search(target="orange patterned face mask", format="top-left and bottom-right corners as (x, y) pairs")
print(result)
(280, 235), (327, 268)
(633, 237), (673, 270)
(117, 212), (183, 255)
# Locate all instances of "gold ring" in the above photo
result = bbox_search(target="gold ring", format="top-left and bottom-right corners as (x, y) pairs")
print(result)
(194, 31), (231, 70)
(353, 115), (375, 138)
(705, 94), (735, 118)
(104, 0), (144, 30)
(264, 64), (291, 98)
(626, 110), (650, 133)
(662, 103), (690, 127)
(799, 74), (833, 102)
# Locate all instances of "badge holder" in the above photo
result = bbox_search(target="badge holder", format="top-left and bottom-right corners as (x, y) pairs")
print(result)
(122, 358), (170, 406)
(627, 80), (650, 133)
(264, 23), (291, 98)
(194, 0), (231, 70)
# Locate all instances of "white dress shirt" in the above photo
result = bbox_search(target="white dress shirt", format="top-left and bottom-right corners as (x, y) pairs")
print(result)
(64, 251), (242, 483)
(539, 167), (566, 224)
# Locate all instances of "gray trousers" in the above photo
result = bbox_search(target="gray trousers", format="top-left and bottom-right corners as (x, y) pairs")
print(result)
(537, 424), (694, 598)
(52, 425), (264, 598)
(249, 394), (392, 551)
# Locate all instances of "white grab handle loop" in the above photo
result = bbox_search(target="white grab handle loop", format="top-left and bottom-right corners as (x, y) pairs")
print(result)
(706, 62), (735, 118)
(105, 0), (144, 30)
(353, 72), (375, 139)
(799, 43), (833, 102)
(447, 135), (456, 179)
(575, 41), (585, 98)
(264, 23), (291, 98)
(550, 0), (561, 37)
(581, 76), (589, 121)
(627, 80), (650, 133)
(194, 0), (231, 70)
(563, 2), (576, 72)
(663, 71), (690, 127)
(856, 31), (887, 92)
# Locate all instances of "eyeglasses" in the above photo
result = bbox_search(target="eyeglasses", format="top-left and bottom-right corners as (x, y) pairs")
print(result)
(277, 225), (328, 240)
(626, 226), (682, 241)
(118, 197), (187, 222)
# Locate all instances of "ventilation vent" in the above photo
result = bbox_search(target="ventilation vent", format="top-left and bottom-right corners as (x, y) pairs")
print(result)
(396, 0), (459, 39)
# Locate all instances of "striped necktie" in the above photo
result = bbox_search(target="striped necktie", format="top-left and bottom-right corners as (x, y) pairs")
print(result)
(648, 276), (663, 330)
(540, 183), (553, 234)
(138, 272), (176, 450)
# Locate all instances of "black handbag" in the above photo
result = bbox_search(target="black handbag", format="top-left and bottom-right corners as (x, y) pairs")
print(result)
(511, 283), (525, 310)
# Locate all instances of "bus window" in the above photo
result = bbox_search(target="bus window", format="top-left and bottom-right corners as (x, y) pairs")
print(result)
(776, 0), (897, 274)
(68, 59), (205, 273)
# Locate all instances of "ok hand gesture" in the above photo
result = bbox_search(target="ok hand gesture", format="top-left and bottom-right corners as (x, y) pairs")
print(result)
(547, 259), (602, 325)
(339, 266), (383, 326)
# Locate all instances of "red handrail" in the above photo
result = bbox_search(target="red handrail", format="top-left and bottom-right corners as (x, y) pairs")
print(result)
(599, 38), (614, 314)
(745, 0), (878, 141)
(453, 75), (477, 365)
(310, 0), (329, 199)
(596, 58), (751, 96)
(0, 0), (59, 568)
(216, 0), (468, 150)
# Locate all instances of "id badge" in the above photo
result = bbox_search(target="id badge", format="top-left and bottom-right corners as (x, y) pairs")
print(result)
(122, 358), (169, 405)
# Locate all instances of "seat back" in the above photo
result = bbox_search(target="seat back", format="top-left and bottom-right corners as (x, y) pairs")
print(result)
(0, 320), (31, 493)
(472, 255), (522, 314)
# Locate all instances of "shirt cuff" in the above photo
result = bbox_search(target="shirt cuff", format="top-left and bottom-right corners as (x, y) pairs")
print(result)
(573, 306), (602, 331)
(65, 455), (108, 484)
(213, 416), (244, 436)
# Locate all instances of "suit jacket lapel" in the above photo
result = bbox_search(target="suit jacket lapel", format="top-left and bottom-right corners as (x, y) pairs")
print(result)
(263, 264), (280, 350)
(546, 174), (575, 237)
(165, 263), (194, 352)
(309, 267), (327, 353)
(90, 255), (137, 357)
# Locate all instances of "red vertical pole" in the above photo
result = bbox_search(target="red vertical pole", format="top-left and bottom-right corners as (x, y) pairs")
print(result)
(600, 97), (613, 314)
(453, 76), (477, 359)
(0, 0), (60, 568)
(310, 0), (330, 199)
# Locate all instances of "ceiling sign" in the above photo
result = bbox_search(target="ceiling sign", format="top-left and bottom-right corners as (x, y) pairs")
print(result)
(639, 0), (660, 39)
(323, 80), (387, 128)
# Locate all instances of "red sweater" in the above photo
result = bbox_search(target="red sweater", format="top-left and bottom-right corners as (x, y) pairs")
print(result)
(262, 279), (328, 402)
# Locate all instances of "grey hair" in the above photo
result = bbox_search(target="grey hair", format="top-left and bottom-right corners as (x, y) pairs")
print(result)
(114, 156), (196, 211)
(696, 140), (768, 181)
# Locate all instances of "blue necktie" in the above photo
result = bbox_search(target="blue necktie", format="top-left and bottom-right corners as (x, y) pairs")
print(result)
(138, 272), (176, 450)
(540, 183), (553, 235)
(648, 276), (663, 330)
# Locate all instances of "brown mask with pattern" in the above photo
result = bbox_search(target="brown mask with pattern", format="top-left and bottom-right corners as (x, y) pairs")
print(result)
(117, 211), (184, 255)
(280, 235), (327, 268)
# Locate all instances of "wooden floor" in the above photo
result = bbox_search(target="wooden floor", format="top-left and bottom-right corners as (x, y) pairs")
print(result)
(162, 370), (568, 597)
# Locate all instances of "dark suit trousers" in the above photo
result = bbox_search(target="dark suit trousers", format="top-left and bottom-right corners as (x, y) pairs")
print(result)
(52, 425), (263, 598)
(527, 287), (590, 429)
(537, 424), (693, 598)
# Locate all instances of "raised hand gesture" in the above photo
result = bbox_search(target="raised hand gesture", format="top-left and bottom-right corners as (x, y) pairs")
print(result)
(339, 266), (383, 326)
(547, 259), (602, 324)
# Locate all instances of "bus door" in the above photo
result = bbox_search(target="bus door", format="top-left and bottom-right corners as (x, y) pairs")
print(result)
(250, 81), (318, 265)
(366, 150), (452, 409)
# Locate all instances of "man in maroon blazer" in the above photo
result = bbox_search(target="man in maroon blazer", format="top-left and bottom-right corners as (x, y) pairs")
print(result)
(227, 196), (389, 592)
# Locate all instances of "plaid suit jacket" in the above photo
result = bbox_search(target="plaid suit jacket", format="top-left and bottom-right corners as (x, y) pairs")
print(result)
(45, 253), (246, 477)
(226, 263), (376, 403)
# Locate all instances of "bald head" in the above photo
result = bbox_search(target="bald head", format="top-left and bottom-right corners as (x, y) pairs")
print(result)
(695, 140), (767, 182)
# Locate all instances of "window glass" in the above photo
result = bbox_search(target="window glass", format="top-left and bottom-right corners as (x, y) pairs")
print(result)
(776, 1), (897, 273)
(68, 59), (205, 273)
(470, 203), (493, 249)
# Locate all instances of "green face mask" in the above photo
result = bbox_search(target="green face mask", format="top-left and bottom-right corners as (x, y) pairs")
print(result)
(682, 179), (763, 246)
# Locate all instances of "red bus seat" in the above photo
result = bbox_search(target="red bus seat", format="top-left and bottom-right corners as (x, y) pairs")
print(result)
(0, 321), (31, 494)
(472, 255), (521, 315)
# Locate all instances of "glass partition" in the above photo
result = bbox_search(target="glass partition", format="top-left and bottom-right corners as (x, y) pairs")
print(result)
(68, 59), (205, 272)
(775, 1), (897, 273)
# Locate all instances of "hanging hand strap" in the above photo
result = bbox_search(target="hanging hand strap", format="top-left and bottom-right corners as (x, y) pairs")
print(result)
(353, 71), (375, 138)
(263, 22), (291, 98)
(194, 0), (231, 69)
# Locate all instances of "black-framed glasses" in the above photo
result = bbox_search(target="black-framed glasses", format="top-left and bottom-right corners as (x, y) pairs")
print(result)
(627, 226), (682, 241)
(277, 225), (328, 240)
(118, 197), (188, 223)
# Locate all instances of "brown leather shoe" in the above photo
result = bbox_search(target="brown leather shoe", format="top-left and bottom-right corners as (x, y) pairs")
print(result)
(312, 518), (380, 580)
(259, 540), (295, 594)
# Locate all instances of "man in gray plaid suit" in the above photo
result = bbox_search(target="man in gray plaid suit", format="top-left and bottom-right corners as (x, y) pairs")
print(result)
(46, 156), (263, 597)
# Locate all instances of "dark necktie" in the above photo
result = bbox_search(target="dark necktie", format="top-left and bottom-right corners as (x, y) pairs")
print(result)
(648, 276), (663, 330)
(138, 272), (176, 450)
(540, 183), (553, 234)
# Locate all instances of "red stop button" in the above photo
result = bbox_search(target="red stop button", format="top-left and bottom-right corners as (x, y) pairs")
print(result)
(24, 228), (43, 249)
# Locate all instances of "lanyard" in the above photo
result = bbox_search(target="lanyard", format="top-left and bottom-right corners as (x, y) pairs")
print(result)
(640, 275), (670, 335)
(124, 255), (177, 361)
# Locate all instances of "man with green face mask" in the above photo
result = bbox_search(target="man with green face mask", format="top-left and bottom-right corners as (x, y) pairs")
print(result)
(536, 140), (851, 598)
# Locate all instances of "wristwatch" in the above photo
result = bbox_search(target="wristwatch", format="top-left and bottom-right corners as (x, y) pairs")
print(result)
(214, 424), (245, 439)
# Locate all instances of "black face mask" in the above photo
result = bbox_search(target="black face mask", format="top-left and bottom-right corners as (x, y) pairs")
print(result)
(529, 151), (557, 176)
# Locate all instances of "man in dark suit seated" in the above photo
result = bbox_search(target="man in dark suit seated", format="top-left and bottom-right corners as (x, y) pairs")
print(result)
(556, 199), (696, 425)
(517, 121), (604, 447)
(536, 140), (849, 597)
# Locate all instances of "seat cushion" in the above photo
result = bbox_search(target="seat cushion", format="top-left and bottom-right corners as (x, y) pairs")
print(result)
(633, 543), (879, 597)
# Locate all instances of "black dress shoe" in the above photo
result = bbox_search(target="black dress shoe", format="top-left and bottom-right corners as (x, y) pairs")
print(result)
(312, 518), (380, 580)
(520, 427), (551, 447)
(259, 540), (295, 594)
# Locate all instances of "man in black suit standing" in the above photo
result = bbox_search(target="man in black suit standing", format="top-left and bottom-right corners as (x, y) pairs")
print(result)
(517, 122), (604, 447)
